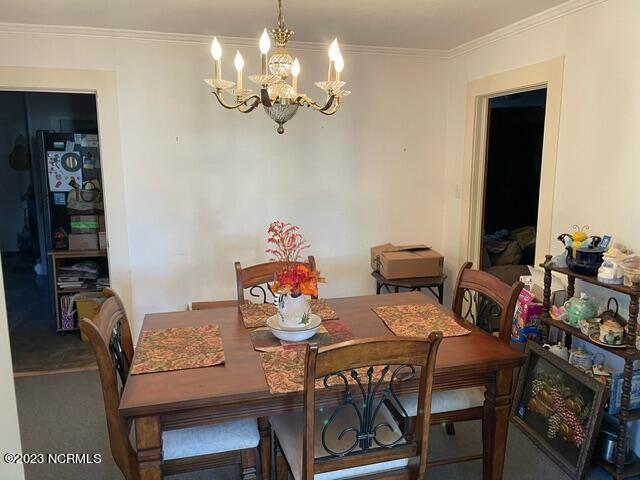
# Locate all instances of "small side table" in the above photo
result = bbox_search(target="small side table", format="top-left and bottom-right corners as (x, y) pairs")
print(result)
(372, 271), (447, 304)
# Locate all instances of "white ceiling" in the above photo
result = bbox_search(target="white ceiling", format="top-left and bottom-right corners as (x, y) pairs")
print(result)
(0, 0), (569, 49)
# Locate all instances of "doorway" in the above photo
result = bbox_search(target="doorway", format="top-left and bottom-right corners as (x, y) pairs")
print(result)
(0, 91), (107, 374)
(480, 88), (546, 286)
(458, 58), (564, 272)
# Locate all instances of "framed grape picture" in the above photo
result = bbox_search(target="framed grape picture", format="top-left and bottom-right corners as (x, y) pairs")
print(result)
(511, 342), (607, 479)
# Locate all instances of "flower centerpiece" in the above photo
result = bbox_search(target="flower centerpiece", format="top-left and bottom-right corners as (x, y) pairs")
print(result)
(266, 221), (325, 328)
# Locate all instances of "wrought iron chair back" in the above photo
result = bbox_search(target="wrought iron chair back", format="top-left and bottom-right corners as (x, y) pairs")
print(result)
(301, 334), (443, 480)
(80, 288), (138, 480)
(234, 256), (318, 304)
(452, 262), (524, 342)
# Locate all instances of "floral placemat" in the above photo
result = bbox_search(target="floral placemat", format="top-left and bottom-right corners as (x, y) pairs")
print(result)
(372, 303), (471, 338)
(130, 324), (225, 375)
(240, 298), (338, 328)
(249, 320), (354, 352)
(259, 348), (387, 394)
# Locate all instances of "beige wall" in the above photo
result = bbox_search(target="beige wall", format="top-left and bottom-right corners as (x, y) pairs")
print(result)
(0, 30), (448, 335)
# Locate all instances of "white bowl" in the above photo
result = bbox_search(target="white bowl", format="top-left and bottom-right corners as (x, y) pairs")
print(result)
(266, 314), (321, 342)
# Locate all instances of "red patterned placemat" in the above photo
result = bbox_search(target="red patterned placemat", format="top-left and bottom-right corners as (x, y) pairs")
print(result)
(249, 320), (354, 352)
(373, 303), (470, 338)
(259, 348), (387, 394)
(131, 324), (225, 375)
(240, 298), (338, 328)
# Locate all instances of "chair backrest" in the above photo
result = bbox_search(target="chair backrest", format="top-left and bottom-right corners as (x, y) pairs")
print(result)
(302, 334), (443, 480)
(80, 288), (138, 480)
(451, 262), (524, 342)
(191, 299), (238, 310)
(234, 255), (318, 303)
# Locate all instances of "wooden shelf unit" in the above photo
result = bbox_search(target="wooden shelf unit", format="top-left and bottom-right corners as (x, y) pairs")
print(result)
(540, 255), (640, 479)
(48, 249), (108, 333)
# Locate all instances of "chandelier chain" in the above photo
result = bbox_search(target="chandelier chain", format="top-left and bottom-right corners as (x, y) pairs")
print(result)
(277, 0), (284, 29)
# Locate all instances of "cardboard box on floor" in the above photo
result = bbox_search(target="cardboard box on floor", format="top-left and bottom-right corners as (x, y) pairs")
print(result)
(371, 243), (444, 279)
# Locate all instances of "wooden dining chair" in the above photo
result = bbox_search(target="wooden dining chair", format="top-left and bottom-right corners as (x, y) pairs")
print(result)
(80, 288), (260, 480)
(397, 262), (523, 463)
(270, 333), (443, 480)
(235, 256), (318, 304)
(191, 299), (238, 310)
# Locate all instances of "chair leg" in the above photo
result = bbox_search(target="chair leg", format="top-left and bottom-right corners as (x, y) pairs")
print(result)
(241, 448), (258, 480)
(444, 421), (456, 435)
(275, 438), (289, 480)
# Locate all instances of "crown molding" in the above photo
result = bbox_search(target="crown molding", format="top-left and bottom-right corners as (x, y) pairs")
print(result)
(448, 0), (608, 58)
(0, 22), (446, 59)
(0, 0), (607, 60)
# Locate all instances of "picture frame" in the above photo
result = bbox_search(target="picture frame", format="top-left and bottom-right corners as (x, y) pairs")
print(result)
(511, 342), (607, 479)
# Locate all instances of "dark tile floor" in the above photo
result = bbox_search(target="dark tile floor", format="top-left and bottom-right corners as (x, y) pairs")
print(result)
(3, 253), (95, 373)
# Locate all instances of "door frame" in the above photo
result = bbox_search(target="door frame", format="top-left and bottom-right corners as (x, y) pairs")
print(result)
(458, 57), (564, 270)
(0, 68), (131, 478)
(0, 67), (133, 322)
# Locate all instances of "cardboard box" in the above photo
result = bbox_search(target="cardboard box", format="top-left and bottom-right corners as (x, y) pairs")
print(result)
(68, 233), (99, 251)
(76, 293), (104, 342)
(70, 215), (104, 234)
(371, 243), (444, 279)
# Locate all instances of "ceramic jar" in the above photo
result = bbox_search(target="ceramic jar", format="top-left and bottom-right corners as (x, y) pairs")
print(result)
(569, 348), (604, 371)
(599, 320), (624, 346)
(544, 342), (569, 360)
(277, 293), (311, 328)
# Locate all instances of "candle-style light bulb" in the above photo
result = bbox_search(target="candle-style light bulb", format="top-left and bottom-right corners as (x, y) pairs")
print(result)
(234, 51), (244, 90)
(335, 52), (344, 82)
(210, 37), (222, 60)
(259, 29), (271, 54)
(210, 37), (222, 81)
(328, 38), (340, 61)
(327, 38), (340, 81)
(259, 28), (271, 75)
(291, 58), (300, 94)
(234, 51), (244, 71)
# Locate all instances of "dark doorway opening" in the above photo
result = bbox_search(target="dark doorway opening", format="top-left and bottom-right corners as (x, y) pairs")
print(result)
(0, 91), (103, 374)
(481, 88), (546, 286)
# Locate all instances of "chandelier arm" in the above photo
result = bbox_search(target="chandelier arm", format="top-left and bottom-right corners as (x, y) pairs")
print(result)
(296, 94), (337, 112)
(238, 96), (262, 113)
(212, 90), (262, 111)
(317, 101), (341, 116)
(260, 88), (274, 108)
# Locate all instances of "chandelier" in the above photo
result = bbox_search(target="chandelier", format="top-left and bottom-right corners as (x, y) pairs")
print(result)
(205, 0), (349, 134)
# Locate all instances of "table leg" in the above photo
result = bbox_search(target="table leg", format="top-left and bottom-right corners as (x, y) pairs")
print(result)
(258, 417), (272, 480)
(394, 286), (399, 293)
(376, 282), (382, 294)
(483, 369), (513, 480)
(135, 416), (163, 480)
(437, 283), (444, 304)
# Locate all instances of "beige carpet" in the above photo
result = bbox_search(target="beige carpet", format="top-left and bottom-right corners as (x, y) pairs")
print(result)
(15, 370), (611, 480)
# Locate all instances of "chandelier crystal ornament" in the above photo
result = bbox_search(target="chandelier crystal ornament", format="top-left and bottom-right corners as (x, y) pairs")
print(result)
(204, 0), (349, 134)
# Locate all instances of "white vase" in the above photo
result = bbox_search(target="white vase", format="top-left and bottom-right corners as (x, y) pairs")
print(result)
(277, 293), (311, 328)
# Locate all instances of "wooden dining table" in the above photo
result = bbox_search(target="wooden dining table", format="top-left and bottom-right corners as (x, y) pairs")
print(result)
(119, 291), (525, 480)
